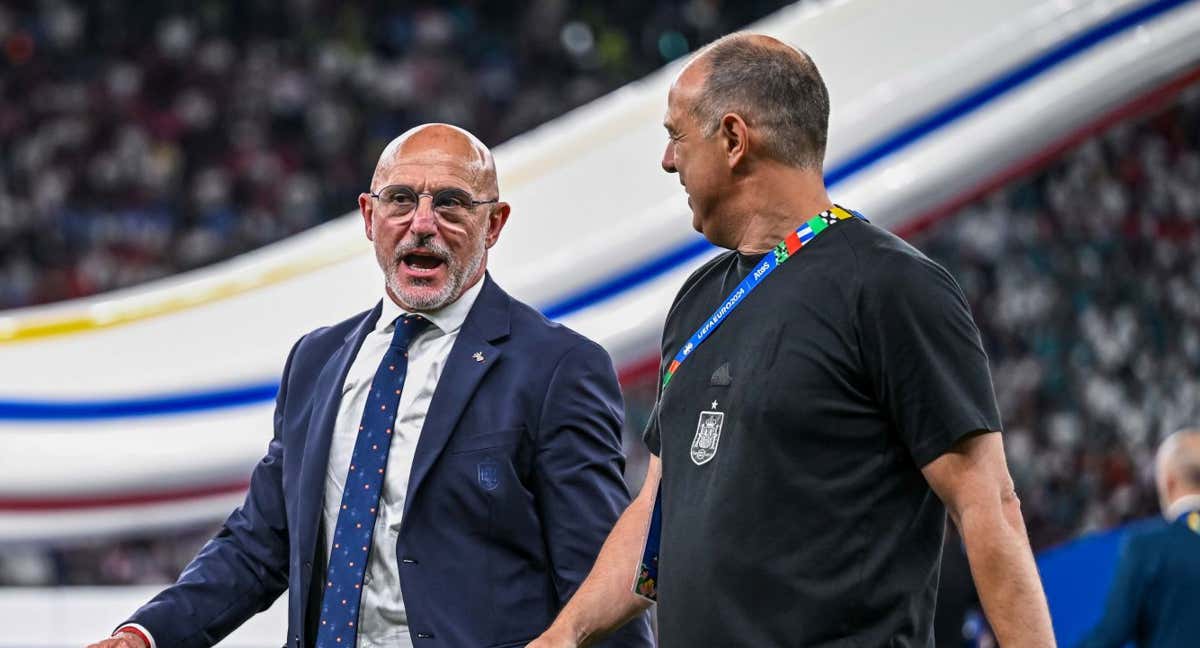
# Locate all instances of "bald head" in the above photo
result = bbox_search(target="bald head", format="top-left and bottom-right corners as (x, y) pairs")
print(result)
(372, 123), (499, 197)
(360, 122), (511, 313)
(1156, 428), (1200, 513)
(676, 32), (829, 169)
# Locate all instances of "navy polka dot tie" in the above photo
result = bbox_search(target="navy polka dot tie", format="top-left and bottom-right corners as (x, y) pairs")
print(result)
(316, 314), (430, 647)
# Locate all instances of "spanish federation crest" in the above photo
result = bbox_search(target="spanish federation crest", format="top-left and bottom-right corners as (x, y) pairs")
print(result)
(477, 459), (500, 491)
(690, 410), (724, 465)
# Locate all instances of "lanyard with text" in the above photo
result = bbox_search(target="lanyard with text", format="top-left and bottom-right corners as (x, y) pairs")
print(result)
(634, 204), (865, 601)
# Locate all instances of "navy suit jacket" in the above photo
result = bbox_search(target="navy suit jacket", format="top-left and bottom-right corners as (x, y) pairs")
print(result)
(1078, 510), (1200, 648)
(126, 275), (653, 648)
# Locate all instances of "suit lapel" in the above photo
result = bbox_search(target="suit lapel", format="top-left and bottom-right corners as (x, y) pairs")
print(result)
(402, 275), (511, 520)
(296, 303), (381, 575)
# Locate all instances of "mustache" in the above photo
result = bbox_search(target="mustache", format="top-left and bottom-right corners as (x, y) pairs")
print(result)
(392, 236), (453, 264)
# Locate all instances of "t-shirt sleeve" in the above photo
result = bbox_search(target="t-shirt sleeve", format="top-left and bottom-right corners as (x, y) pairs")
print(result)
(859, 248), (1002, 467)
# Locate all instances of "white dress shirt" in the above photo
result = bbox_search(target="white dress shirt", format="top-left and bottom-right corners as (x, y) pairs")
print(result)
(320, 279), (483, 648)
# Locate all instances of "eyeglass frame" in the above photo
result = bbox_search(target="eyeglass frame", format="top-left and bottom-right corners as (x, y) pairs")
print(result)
(366, 184), (500, 222)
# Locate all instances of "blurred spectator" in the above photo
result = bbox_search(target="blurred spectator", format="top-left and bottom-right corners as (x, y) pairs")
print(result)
(1077, 428), (1200, 647)
(0, 0), (795, 310)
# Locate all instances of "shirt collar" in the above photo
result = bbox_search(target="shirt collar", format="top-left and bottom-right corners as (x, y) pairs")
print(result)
(1164, 493), (1200, 522)
(377, 276), (485, 337)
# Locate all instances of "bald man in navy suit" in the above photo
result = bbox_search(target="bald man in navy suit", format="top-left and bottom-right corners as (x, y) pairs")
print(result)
(89, 124), (653, 648)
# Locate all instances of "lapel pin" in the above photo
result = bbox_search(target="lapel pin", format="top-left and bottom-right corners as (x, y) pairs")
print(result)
(473, 351), (485, 363)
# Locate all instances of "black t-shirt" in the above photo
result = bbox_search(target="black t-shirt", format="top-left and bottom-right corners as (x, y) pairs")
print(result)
(644, 216), (1001, 647)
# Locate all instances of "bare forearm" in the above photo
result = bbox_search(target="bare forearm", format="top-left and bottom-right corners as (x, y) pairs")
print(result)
(957, 496), (1055, 647)
(536, 458), (660, 648)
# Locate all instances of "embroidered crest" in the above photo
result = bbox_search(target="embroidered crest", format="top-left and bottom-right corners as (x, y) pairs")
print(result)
(477, 459), (500, 491)
(690, 410), (724, 465)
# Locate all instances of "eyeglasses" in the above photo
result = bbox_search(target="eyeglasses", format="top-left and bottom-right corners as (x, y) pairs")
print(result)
(368, 185), (499, 222)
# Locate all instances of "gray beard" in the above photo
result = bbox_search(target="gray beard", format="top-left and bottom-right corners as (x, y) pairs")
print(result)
(385, 237), (485, 311)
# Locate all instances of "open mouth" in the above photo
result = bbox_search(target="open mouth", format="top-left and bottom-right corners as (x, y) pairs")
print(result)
(401, 252), (446, 274)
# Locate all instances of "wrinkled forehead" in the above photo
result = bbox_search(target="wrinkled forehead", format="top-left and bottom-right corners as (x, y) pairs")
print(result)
(375, 150), (490, 191)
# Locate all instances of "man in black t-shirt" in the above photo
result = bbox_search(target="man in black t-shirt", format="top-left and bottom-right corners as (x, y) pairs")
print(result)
(532, 33), (1055, 647)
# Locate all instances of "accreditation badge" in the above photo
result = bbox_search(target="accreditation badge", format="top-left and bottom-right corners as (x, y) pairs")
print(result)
(690, 409), (724, 465)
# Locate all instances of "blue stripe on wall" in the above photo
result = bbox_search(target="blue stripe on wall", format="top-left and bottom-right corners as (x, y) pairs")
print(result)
(0, 382), (280, 421)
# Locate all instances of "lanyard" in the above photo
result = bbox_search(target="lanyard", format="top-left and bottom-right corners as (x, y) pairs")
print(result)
(635, 204), (865, 601)
(662, 205), (863, 388)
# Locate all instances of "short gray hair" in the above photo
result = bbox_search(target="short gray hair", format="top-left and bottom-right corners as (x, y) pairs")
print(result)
(690, 34), (830, 169)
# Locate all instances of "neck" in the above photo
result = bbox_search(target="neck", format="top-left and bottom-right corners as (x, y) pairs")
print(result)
(732, 168), (833, 254)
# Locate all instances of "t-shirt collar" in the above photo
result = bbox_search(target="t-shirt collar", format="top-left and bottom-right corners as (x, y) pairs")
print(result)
(377, 276), (485, 337)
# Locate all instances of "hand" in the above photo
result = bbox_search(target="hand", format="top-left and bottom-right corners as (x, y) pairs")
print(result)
(86, 632), (147, 648)
(525, 627), (579, 648)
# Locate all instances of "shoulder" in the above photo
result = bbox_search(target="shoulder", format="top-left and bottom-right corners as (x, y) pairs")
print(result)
(293, 306), (377, 357)
(830, 220), (966, 314)
(1121, 518), (1175, 556)
(834, 219), (954, 289)
(502, 288), (613, 366)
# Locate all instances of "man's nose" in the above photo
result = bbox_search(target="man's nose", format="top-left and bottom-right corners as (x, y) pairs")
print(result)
(662, 142), (677, 174)
(409, 197), (439, 234)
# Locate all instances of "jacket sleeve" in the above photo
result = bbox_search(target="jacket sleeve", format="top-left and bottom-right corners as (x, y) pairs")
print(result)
(1076, 534), (1147, 648)
(121, 338), (303, 648)
(532, 338), (653, 646)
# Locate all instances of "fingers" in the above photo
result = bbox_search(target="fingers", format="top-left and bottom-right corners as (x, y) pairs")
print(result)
(86, 633), (145, 648)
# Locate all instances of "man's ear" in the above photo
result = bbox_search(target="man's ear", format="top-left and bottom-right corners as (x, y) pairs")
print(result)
(359, 193), (375, 241)
(720, 112), (749, 169)
(485, 202), (511, 248)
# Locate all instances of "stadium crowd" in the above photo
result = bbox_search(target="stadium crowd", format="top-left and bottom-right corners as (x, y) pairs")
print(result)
(911, 86), (1200, 549)
(0, 0), (793, 309)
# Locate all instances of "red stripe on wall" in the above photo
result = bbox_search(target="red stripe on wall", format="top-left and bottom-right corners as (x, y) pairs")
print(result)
(0, 480), (250, 512)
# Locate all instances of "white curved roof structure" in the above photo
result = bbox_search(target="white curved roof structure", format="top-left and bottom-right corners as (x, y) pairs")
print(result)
(2, 0), (1199, 543)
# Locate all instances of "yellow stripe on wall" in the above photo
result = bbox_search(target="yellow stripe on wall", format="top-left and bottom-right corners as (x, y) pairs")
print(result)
(0, 246), (364, 344)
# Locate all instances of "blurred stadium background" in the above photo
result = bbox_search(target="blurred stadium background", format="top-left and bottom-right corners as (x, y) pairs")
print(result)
(1, 0), (1198, 645)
